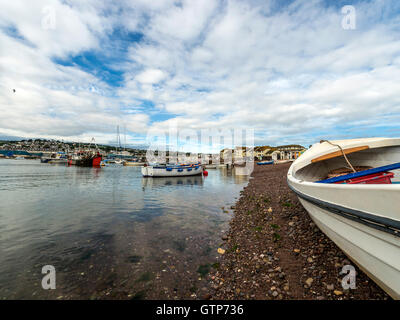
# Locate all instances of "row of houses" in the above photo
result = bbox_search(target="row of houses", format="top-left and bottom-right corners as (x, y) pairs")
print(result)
(220, 144), (306, 162)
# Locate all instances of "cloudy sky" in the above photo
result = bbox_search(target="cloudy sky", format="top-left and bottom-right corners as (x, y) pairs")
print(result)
(1, 0), (400, 151)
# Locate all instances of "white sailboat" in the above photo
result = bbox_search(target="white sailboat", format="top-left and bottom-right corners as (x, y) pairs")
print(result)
(287, 138), (400, 299)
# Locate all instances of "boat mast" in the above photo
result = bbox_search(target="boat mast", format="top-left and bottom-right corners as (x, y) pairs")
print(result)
(124, 124), (126, 151)
(116, 125), (120, 155)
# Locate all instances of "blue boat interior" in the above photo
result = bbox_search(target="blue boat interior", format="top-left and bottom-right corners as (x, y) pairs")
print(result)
(316, 162), (400, 183)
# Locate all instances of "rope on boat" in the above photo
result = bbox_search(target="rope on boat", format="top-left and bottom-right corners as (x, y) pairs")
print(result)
(320, 140), (357, 173)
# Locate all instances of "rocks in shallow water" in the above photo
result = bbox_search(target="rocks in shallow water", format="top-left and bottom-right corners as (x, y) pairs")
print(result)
(197, 264), (211, 277)
(126, 255), (141, 263)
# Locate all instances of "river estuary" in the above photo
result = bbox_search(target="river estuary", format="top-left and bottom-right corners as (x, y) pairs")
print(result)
(0, 159), (248, 299)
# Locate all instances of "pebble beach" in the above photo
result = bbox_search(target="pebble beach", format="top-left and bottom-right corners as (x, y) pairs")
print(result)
(208, 163), (390, 300)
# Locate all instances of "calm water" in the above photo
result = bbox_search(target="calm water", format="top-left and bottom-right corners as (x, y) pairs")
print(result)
(0, 159), (249, 299)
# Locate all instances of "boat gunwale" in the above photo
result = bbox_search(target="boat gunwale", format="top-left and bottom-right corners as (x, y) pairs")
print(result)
(291, 138), (400, 173)
(287, 181), (400, 238)
(287, 171), (400, 191)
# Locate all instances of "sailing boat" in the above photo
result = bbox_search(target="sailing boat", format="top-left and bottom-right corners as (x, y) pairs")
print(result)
(113, 125), (124, 164)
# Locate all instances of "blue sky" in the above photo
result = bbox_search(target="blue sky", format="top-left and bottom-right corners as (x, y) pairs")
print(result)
(0, 0), (400, 152)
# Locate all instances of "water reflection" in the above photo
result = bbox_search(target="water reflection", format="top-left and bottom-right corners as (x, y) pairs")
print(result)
(0, 159), (248, 299)
(141, 175), (204, 189)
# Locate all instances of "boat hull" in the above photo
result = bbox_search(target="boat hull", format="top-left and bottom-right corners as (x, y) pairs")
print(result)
(142, 166), (203, 177)
(48, 159), (68, 164)
(123, 162), (145, 166)
(92, 156), (102, 167)
(257, 160), (274, 165)
(287, 138), (400, 299)
(296, 194), (399, 298)
(71, 155), (102, 167)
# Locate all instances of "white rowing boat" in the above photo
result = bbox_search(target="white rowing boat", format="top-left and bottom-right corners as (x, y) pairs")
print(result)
(141, 164), (203, 177)
(123, 161), (145, 166)
(287, 138), (400, 299)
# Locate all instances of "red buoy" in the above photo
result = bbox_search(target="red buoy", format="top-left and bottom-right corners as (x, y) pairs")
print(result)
(203, 170), (208, 176)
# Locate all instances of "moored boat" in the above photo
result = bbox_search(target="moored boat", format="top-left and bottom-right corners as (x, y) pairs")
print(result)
(114, 159), (124, 165)
(141, 164), (203, 177)
(276, 159), (292, 164)
(48, 159), (68, 164)
(257, 160), (274, 165)
(287, 138), (400, 299)
(68, 151), (102, 167)
(123, 161), (145, 166)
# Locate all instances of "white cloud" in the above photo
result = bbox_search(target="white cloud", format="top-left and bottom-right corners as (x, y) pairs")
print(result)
(1, 0), (400, 148)
(135, 69), (167, 84)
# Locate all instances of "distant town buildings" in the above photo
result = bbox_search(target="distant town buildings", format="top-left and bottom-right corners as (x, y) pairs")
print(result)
(0, 139), (147, 159)
(0, 138), (306, 163)
(220, 144), (306, 163)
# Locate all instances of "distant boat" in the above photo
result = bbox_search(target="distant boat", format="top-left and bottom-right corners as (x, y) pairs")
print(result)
(257, 160), (274, 165)
(287, 137), (400, 299)
(48, 159), (68, 164)
(114, 159), (124, 165)
(100, 160), (108, 167)
(123, 161), (145, 166)
(14, 156), (25, 160)
(275, 159), (292, 164)
(67, 151), (102, 167)
(142, 164), (203, 177)
(76, 154), (102, 167)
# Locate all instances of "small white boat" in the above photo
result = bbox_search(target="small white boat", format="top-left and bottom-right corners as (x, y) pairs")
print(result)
(141, 164), (203, 177)
(287, 138), (400, 299)
(275, 159), (292, 164)
(114, 159), (124, 165)
(48, 159), (68, 164)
